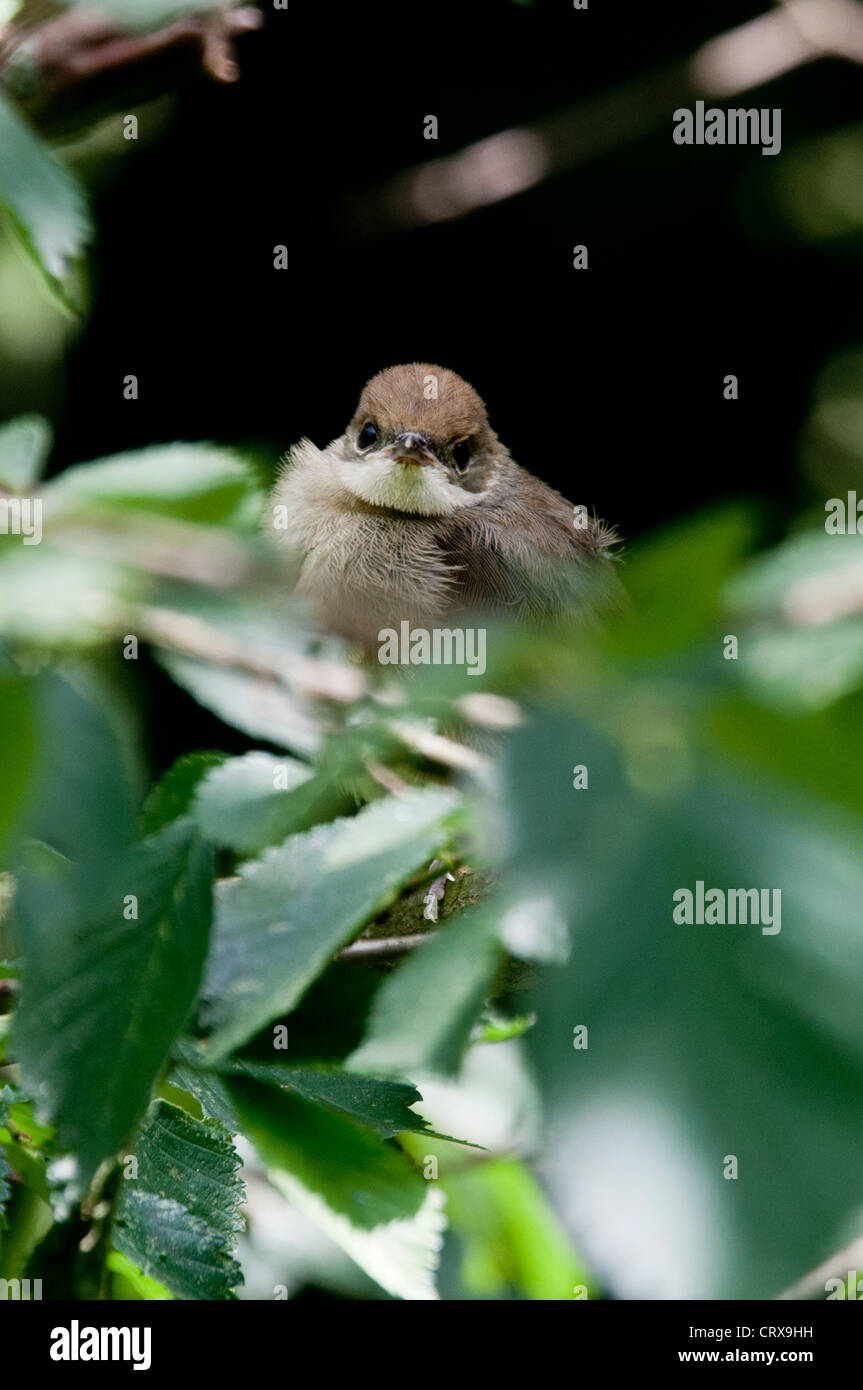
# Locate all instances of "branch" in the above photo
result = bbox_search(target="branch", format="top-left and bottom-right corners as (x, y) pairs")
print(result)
(0, 3), (262, 121)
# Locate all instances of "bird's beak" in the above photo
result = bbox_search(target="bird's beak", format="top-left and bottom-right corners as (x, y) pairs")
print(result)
(385, 431), (438, 468)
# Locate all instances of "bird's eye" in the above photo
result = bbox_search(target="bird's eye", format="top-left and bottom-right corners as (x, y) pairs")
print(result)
(358, 422), (377, 450)
(452, 439), (471, 472)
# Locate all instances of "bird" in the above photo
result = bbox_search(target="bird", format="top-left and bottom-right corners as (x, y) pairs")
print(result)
(268, 363), (620, 646)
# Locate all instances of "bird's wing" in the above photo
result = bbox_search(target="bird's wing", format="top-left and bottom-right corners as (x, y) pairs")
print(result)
(433, 470), (621, 621)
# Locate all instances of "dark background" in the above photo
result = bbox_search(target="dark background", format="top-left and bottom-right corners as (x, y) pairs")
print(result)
(39, 0), (863, 546)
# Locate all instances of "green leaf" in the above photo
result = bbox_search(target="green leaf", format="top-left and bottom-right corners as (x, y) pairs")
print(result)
(0, 673), (35, 864)
(605, 507), (754, 659)
(44, 443), (259, 525)
(348, 908), (503, 1078)
(201, 787), (462, 1060)
(0, 546), (143, 647)
(192, 751), (318, 853)
(159, 654), (324, 755)
(217, 1059), (434, 1138)
(471, 1010), (536, 1044)
(16, 669), (139, 883)
(727, 531), (863, 710)
(0, 90), (91, 306)
(445, 1159), (591, 1300)
(119, 1099), (244, 1244)
(228, 1075), (446, 1300)
(106, 1249), (174, 1300)
(0, 415), (52, 491)
(112, 1191), (240, 1301)
(0, 1151), (10, 1231)
(169, 1040), (241, 1132)
(501, 711), (863, 1298)
(13, 818), (214, 1185)
(140, 751), (227, 836)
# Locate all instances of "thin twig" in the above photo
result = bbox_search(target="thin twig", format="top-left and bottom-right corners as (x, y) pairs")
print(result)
(337, 933), (432, 961)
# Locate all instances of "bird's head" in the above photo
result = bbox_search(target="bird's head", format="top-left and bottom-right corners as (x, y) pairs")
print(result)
(334, 363), (503, 515)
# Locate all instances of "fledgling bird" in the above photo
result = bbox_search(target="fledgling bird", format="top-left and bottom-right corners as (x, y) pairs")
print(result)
(269, 363), (619, 645)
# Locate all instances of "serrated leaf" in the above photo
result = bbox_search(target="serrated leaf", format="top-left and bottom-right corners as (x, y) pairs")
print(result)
(127, 1100), (244, 1242)
(0, 415), (52, 491)
(0, 90), (91, 306)
(201, 787), (462, 1060)
(112, 1190), (241, 1301)
(348, 908), (503, 1079)
(13, 818), (214, 1185)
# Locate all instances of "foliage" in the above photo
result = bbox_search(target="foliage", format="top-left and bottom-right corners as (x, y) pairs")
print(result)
(2, 2), (863, 1302)
(0, 413), (862, 1300)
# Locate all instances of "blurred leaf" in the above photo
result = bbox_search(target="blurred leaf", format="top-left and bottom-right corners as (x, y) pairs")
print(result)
(471, 1010), (536, 1044)
(0, 546), (143, 647)
(736, 622), (863, 712)
(140, 751), (227, 835)
(0, 673), (35, 863)
(202, 787), (462, 1061)
(16, 669), (139, 880)
(446, 1159), (591, 1300)
(44, 443), (260, 525)
(768, 124), (863, 243)
(728, 531), (863, 619)
(348, 908), (504, 1079)
(500, 712), (863, 1297)
(192, 750), (334, 853)
(229, 1076), (446, 1300)
(106, 1249), (174, 1300)
(606, 507), (754, 659)
(728, 531), (863, 710)
(709, 693), (863, 823)
(80, 0), (227, 31)
(0, 90), (91, 307)
(228, 1078), (423, 1229)
(0, 414), (52, 491)
(159, 653), (324, 755)
(13, 818), (213, 1185)
(0, 1151), (10, 1231)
